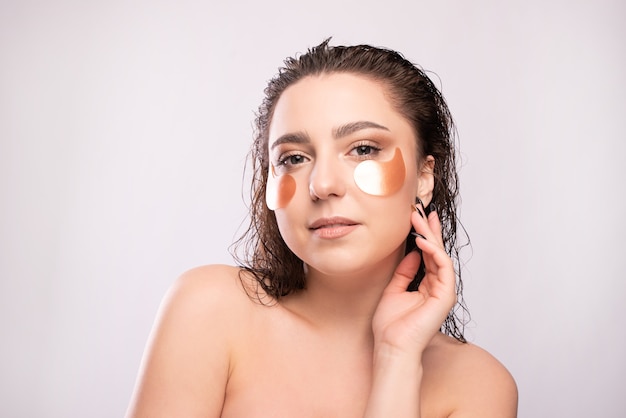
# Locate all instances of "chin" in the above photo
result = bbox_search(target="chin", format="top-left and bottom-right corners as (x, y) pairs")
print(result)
(303, 245), (405, 279)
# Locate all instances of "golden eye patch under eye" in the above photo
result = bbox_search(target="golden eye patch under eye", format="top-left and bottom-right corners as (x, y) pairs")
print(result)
(266, 165), (296, 210)
(353, 147), (406, 196)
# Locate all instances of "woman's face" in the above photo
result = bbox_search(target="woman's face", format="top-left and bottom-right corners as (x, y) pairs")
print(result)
(266, 72), (430, 277)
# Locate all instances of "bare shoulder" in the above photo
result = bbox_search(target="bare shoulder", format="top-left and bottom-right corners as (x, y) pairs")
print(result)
(126, 264), (260, 418)
(422, 333), (518, 418)
(167, 264), (255, 311)
(153, 264), (258, 335)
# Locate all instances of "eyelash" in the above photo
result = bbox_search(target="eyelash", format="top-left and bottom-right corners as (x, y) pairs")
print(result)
(277, 152), (308, 166)
(351, 142), (382, 158)
(276, 142), (382, 167)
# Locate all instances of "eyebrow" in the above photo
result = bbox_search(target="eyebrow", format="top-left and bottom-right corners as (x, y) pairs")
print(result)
(270, 121), (390, 150)
(333, 121), (390, 139)
(270, 132), (310, 150)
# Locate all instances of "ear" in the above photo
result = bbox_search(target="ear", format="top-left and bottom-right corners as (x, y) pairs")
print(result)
(416, 155), (435, 206)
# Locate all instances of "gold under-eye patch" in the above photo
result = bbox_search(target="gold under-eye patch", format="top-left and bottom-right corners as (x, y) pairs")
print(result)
(266, 165), (296, 210)
(353, 147), (406, 196)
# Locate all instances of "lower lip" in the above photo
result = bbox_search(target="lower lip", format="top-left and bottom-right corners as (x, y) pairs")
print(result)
(311, 224), (359, 239)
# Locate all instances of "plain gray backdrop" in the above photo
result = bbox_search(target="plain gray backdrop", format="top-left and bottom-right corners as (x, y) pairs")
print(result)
(1, 0), (624, 417)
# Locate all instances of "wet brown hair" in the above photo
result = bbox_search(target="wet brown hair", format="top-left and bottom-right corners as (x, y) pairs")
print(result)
(231, 39), (469, 342)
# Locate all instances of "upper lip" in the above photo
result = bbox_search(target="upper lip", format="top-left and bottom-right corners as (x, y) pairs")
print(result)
(308, 216), (359, 230)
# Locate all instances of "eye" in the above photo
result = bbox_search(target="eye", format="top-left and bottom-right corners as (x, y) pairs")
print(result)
(279, 153), (308, 166)
(355, 145), (375, 155)
(350, 142), (381, 158)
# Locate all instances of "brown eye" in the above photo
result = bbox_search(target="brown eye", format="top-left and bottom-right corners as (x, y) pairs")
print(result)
(288, 155), (305, 165)
(356, 145), (374, 155)
(279, 153), (308, 166)
(351, 144), (381, 157)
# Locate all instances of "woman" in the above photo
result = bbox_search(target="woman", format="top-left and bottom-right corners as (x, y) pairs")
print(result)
(127, 40), (518, 417)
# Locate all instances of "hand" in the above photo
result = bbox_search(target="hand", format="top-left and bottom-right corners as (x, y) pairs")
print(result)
(372, 208), (457, 356)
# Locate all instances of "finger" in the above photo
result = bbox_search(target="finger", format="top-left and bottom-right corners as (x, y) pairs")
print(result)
(411, 210), (433, 240)
(411, 206), (449, 277)
(414, 236), (455, 288)
(384, 250), (421, 293)
(427, 209), (445, 248)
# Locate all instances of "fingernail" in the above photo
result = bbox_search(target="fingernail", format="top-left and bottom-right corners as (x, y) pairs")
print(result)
(413, 197), (425, 218)
(426, 203), (436, 215)
(411, 232), (427, 240)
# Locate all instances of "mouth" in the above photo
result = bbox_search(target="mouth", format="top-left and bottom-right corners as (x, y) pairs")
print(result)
(309, 216), (359, 230)
(309, 216), (360, 239)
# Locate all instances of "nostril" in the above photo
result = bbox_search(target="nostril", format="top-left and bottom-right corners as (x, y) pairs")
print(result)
(309, 184), (320, 202)
(308, 159), (348, 201)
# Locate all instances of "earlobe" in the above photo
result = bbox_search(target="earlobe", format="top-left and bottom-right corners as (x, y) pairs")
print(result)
(416, 155), (435, 206)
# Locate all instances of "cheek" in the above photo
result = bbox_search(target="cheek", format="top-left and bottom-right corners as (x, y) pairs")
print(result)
(353, 148), (406, 196)
(266, 166), (296, 210)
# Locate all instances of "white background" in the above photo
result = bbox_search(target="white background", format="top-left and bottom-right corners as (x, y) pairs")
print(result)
(1, 1), (624, 417)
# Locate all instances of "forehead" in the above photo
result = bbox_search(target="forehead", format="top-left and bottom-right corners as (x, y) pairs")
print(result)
(268, 73), (413, 144)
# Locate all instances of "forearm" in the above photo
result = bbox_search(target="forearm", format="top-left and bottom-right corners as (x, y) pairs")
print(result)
(364, 346), (423, 418)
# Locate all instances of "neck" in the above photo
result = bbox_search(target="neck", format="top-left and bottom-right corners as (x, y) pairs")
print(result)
(282, 248), (405, 335)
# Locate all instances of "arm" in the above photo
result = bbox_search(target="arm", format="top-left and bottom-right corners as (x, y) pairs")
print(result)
(365, 209), (518, 417)
(125, 266), (236, 418)
(365, 337), (425, 418)
(365, 209), (456, 418)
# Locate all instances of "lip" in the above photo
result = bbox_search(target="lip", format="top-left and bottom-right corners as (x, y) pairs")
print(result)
(309, 216), (360, 239)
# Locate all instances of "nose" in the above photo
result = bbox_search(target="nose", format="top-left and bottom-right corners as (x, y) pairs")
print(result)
(308, 155), (347, 201)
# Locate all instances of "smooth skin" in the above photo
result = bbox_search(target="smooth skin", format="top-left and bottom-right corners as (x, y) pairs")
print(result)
(126, 73), (517, 417)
